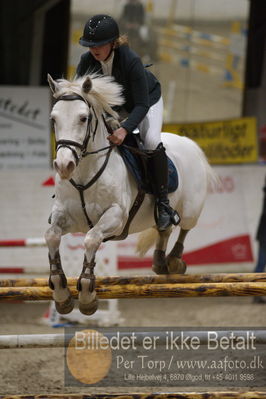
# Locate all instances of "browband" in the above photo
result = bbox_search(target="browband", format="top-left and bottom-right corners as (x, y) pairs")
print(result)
(54, 94), (86, 103)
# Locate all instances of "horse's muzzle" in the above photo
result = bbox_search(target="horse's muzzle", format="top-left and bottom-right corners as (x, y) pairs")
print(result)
(54, 158), (76, 179)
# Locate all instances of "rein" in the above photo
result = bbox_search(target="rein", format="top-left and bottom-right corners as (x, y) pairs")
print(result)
(54, 93), (114, 228)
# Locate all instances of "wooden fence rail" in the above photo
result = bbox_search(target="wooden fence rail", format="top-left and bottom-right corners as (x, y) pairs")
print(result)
(0, 281), (266, 301)
(1, 273), (266, 287)
(0, 391), (265, 399)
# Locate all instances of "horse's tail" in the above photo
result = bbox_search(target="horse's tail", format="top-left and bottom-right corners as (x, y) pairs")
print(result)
(136, 227), (158, 257)
(205, 157), (220, 192)
(192, 139), (220, 192)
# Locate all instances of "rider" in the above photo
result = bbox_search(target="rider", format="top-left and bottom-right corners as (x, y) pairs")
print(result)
(76, 14), (179, 231)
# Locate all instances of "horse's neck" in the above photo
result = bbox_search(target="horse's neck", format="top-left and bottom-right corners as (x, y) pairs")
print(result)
(89, 119), (108, 150)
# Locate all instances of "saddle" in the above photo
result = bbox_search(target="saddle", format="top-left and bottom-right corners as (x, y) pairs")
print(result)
(103, 134), (179, 241)
(118, 133), (179, 194)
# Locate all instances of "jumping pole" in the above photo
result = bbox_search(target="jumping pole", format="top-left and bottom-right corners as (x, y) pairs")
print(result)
(0, 391), (265, 399)
(0, 281), (266, 301)
(1, 273), (266, 287)
(1, 330), (266, 349)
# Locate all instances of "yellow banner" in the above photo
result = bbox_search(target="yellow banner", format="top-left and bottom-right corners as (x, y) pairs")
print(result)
(163, 117), (258, 164)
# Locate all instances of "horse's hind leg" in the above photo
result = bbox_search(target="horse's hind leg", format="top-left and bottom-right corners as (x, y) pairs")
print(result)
(166, 228), (188, 274)
(45, 224), (74, 314)
(152, 228), (172, 274)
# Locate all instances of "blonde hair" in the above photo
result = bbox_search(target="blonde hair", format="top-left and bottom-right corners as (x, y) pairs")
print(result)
(114, 34), (129, 48)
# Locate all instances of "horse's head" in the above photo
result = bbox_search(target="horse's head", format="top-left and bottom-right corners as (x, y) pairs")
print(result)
(48, 73), (123, 180)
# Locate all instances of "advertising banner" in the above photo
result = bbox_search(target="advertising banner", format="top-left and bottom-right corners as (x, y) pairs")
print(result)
(163, 117), (258, 164)
(64, 327), (266, 388)
(0, 86), (50, 169)
(117, 166), (255, 268)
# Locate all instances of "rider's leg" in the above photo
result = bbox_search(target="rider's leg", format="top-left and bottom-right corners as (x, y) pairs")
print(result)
(140, 97), (180, 231)
(149, 142), (180, 230)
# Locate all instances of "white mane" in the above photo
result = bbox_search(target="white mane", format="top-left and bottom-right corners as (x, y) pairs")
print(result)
(53, 74), (124, 120)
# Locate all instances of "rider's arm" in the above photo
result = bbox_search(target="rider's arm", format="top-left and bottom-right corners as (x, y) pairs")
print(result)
(120, 56), (150, 134)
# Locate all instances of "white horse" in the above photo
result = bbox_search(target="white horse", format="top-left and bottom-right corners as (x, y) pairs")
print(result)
(45, 73), (218, 316)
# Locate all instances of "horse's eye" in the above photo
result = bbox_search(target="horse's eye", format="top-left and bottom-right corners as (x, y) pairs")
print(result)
(80, 116), (87, 123)
(50, 116), (55, 124)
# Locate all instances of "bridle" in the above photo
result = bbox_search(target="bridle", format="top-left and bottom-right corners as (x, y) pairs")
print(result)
(54, 93), (96, 165)
(53, 92), (114, 228)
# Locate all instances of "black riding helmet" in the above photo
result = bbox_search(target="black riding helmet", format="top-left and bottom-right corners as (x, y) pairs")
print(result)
(79, 14), (119, 47)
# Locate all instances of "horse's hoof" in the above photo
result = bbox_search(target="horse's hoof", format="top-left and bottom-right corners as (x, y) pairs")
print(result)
(79, 297), (98, 315)
(78, 277), (98, 315)
(78, 291), (98, 315)
(152, 249), (169, 275)
(152, 264), (169, 275)
(166, 257), (187, 274)
(50, 274), (74, 314)
(54, 291), (74, 314)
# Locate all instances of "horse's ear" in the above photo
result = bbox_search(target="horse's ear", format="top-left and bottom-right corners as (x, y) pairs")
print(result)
(47, 74), (59, 94)
(82, 76), (92, 93)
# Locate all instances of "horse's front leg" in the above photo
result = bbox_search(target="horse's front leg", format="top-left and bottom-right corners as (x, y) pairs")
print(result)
(45, 216), (74, 314)
(77, 204), (124, 315)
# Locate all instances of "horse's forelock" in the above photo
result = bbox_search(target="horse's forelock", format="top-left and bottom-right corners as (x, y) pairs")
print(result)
(52, 78), (83, 98)
(83, 75), (123, 104)
(52, 75), (123, 122)
(53, 75), (123, 104)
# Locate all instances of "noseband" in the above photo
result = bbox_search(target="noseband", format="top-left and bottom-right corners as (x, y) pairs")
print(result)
(54, 93), (96, 165)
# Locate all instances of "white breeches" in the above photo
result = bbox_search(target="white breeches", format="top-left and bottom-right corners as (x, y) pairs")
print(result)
(139, 97), (163, 150)
(120, 96), (164, 151)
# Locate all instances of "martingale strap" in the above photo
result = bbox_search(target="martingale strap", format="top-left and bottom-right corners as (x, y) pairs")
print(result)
(69, 146), (113, 228)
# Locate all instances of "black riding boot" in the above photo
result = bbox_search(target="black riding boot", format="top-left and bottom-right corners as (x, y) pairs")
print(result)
(149, 143), (180, 231)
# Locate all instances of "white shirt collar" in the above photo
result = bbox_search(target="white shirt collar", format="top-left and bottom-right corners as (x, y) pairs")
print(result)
(100, 51), (114, 76)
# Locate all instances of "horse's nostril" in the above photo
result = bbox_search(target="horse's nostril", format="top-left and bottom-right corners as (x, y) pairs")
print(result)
(53, 160), (59, 171)
(67, 161), (75, 174)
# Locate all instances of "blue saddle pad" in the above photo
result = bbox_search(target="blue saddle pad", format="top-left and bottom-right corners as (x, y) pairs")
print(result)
(119, 145), (178, 194)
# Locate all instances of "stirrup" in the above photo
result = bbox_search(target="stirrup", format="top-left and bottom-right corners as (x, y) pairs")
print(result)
(155, 200), (180, 228)
(169, 208), (180, 225)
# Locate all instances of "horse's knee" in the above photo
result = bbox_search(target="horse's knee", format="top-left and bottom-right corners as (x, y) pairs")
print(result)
(84, 230), (103, 253)
(45, 225), (62, 248)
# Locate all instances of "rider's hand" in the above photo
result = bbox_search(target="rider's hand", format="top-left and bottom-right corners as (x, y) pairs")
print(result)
(107, 127), (128, 145)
